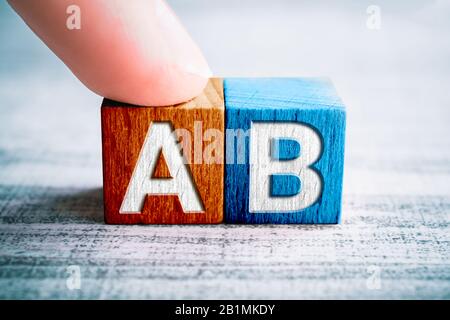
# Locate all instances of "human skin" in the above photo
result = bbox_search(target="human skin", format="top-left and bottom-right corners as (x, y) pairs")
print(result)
(8, 0), (211, 106)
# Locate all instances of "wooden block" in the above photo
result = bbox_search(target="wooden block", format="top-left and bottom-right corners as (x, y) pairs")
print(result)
(224, 78), (346, 224)
(102, 78), (224, 224)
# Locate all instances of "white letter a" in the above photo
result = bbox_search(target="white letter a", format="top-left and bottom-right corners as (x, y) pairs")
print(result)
(120, 122), (204, 213)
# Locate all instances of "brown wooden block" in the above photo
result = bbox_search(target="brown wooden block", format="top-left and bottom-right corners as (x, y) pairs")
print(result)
(101, 78), (224, 224)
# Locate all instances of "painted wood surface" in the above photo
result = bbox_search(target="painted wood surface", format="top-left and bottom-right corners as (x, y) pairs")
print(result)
(224, 78), (346, 224)
(101, 78), (224, 224)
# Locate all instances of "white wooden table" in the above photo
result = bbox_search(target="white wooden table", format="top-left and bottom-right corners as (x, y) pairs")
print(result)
(0, 0), (449, 299)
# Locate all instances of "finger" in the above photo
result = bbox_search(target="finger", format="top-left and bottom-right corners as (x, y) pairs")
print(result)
(8, 0), (212, 106)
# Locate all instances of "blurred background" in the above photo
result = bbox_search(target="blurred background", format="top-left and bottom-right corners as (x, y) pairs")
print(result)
(1, 0), (449, 193)
(0, 0), (449, 299)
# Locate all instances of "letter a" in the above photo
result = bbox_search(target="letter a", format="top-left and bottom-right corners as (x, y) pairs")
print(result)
(120, 122), (204, 213)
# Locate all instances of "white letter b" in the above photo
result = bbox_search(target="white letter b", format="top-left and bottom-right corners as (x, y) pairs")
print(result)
(249, 122), (322, 213)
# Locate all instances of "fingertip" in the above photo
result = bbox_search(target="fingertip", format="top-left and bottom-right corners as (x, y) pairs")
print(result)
(104, 69), (210, 107)
(8, 0), (212, 107)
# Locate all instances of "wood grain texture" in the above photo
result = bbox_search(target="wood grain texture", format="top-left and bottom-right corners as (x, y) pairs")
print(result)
(224, 78), (346, 224)
(0, 190), (449, 299)
(101, 78), (224, 224)
(151, 151), (172, 179)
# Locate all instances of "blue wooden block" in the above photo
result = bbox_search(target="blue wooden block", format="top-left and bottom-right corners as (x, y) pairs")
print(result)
(224, 78), (346, 224)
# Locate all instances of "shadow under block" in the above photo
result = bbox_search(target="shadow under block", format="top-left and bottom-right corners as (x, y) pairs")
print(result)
(224, 78), (346, 224)
(102, 78), (224, 224)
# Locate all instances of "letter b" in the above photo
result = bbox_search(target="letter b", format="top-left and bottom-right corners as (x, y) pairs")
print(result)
(249, 122), (323, 213)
